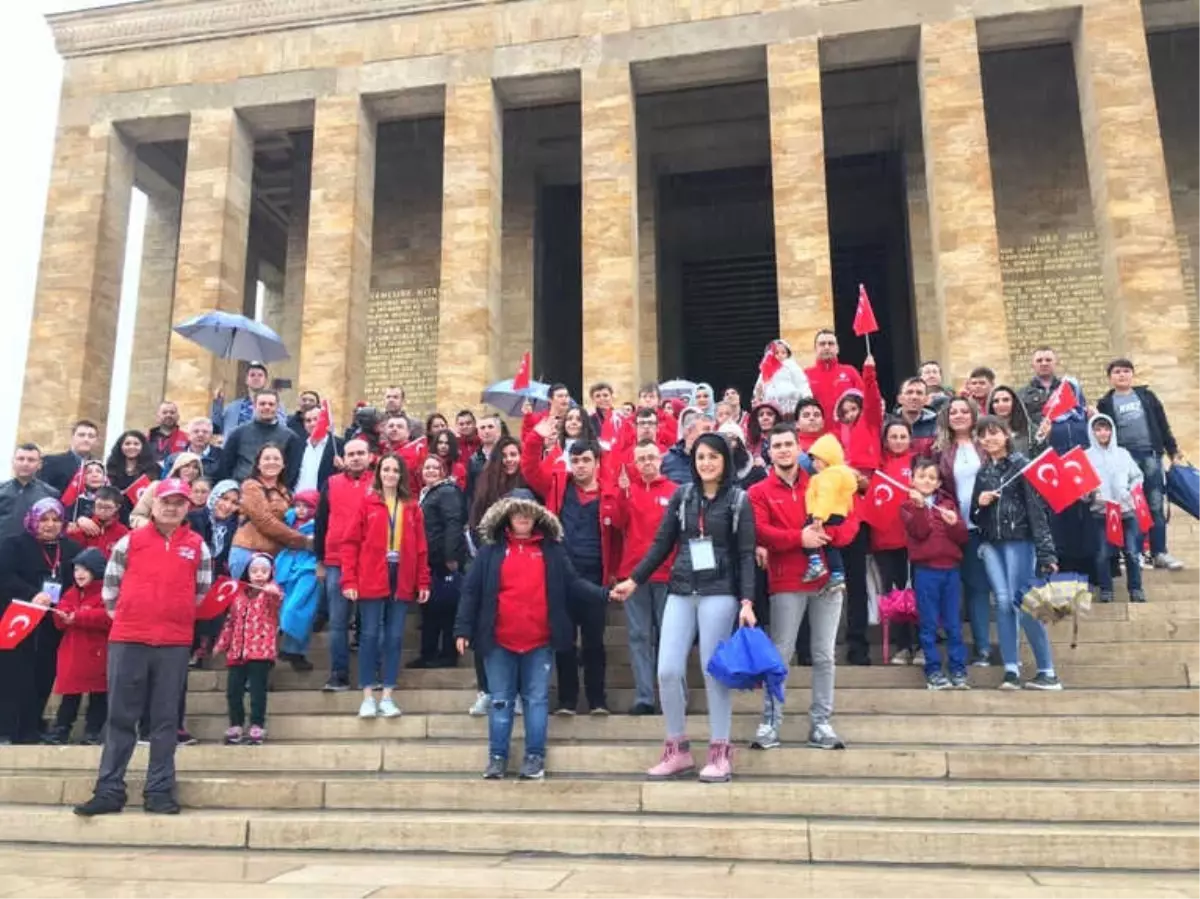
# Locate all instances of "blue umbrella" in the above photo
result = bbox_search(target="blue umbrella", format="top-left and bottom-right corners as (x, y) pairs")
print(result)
(481, 378), (550, 417)
(173, 311), (289, 363)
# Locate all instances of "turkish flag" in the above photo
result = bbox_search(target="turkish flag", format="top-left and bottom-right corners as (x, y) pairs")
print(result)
(1041, 380), (1078, 422)
(1105, 502), (1125, 547)
(196, 576), (240, 621)
(311, 400), (332, 443)
(122, 474), (152, 506)
(598, 410), (620, 450)
(1060, 446), (1102, 498)
(512, 351), (532, 391)
(759, 344), (783, 383)
(862, 471), (907, 529)
(1021, 448), (1075, 513)
(0, 600), (49, 650)
(852, 284), (879, 337)
(1131, 484), (1153, 534)
(61, 466), (87, 508)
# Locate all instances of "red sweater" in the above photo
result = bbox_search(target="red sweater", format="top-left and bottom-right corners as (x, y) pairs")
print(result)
(605, 475), (677, 581)
(321, 470), (372, 567)
(900, 496), (969, 569)
(109, 525), (204, 646)
(834, 362), (882, 473)
(341, 492), (431, 601)
(495, 533), (550, 653)
(805, 358), (865, 425)
(870, 452), (915, 552)
(67, 519), (129, 559)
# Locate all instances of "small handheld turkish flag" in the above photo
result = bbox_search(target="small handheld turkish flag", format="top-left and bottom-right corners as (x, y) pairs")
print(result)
(512, 351), (532, 392)
(1020, 448), (1076, 513)
(0, 600), (49, 650)
(311, 400), (332, 443)
(1131, 484), (1153, 534)
(122, 474), (152, 506)
(1041, 380), (1078, 422)
(1105, 502), (1125, 547)
(759, 343), (783, 383)
(61, 466), (87, 509)
(862, 471), (907, 529)
(852, 284), (879, 337)
(196, 576), (240, 621)
(1060, 446), (1101, 498)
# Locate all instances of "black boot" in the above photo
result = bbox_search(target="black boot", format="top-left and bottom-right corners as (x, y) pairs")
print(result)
(41, 725), (70, 745)
(74, 793), (124, 817)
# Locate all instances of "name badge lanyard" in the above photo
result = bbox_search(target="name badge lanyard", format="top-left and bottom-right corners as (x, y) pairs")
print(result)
(41, 544), (61, 578)
(690, 498), (717, 573)
(386, 501), (402, 597)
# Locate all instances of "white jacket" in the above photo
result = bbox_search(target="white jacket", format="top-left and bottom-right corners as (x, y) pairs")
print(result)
(1085, 414), (1143, 515)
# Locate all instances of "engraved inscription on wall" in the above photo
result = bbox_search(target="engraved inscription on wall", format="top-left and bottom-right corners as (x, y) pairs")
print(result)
(1000, 231), (1108, 399)
(364, 287), (439, 414)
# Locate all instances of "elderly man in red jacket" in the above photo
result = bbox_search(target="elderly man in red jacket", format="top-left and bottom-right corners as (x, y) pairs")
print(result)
(74, 478), (213, 817)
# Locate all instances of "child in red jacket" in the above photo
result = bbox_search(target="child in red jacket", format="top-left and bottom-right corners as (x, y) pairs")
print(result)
(900, 458), (970, 691)
(48, 548), (112, 745)
(216, 553), (282, 746)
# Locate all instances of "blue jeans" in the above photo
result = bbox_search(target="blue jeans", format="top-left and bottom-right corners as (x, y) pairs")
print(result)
(1095, 514), (1143, 595)
(357, 599), (410, 690)
(228, 546), (254, 580)
(1129, 450), (1167, 555)
(961, 531), (992, 657)
(979, 541), (1055, 673)
(913, 566), (966, 677)
(484, 644), (553, 760)
(325, 566), (351, 677)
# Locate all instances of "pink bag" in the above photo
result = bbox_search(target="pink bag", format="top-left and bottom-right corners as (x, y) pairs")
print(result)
(878, 588), (918, 659)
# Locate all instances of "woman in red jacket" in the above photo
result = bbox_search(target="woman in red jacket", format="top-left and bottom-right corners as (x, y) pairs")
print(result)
(47, 548), (111, 745)
(342, 453), (431, 719)
(872, 419), (918, 664)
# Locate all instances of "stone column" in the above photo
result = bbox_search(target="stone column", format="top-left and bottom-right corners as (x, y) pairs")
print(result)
(436, 79), (503, 414)
(279, 133), (311, 409)
(499, 159), (535, 380)
(124, 186), (182, 434)
(581, 62), (640, 402)
(918, 19), (1011, 385)
(166, 109), (254, 420)
(767, 39), (834, 349)
(1074, 0), (1197, 452)
(19, 121), (134, 450)
(299, 97), (376, 419)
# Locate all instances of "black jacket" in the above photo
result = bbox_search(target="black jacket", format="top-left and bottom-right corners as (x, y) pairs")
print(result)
(969, 453), (1057, 573)
(453, 497), (608, 657)
(1097, 386), (1178, 458)
(40, 452), (90, 494)
(631, 481), (757, 600)
(287, 435), (344, 493)
(0, 532), (83, 611)
(217, 420), (298, 484)
(465, 448), (489, 512)
(420, 480), (467, 571)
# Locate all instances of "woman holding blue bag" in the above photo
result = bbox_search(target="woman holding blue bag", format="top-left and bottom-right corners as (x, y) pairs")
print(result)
(611, 433), (757, 783)
(414, 456), (467, 668)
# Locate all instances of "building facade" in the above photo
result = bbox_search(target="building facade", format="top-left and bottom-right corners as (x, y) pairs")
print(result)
(20, 0), (1199, 453)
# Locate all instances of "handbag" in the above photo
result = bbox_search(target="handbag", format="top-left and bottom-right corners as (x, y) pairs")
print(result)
(877, 587), (918, 659)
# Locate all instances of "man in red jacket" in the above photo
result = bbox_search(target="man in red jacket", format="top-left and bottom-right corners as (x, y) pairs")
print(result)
(74, 478), (212, 817)
(605, 439), (679, 715)
(748, 425), (857, 752)
(804, 329), (865, 424)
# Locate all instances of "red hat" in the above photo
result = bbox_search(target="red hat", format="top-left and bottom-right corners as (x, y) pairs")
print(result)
(293, 489), (320, 510)
(155, 478), (190, 500)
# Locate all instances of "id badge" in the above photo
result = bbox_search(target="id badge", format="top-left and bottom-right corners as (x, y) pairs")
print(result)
(42, 580), (62, 606)
(386, 550), (401, 564)
(689, 538), (716, 572)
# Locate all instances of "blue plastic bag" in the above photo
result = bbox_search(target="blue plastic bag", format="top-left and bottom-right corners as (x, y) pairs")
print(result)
(705, 626), (788, 704)
(1166, 463), (1199, 520)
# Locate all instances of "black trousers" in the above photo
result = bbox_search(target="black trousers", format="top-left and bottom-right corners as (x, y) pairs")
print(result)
(420, 601), (458, 663)
(0, 618), (60, 743)
(842, 528), (872, 661)
(227, 661), (271, 728)
(874, 547), (914, 653)
(555, 596), (608, 711)
(56, 692), (108, 736)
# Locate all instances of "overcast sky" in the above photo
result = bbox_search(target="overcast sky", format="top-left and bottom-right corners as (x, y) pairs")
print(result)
(0, 1), (144, 456)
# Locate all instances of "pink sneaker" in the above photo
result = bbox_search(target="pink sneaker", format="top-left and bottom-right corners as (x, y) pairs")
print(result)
(698, 740), (733, 783)
(246, 725), (266, 746)
(646, 738), (696, 779)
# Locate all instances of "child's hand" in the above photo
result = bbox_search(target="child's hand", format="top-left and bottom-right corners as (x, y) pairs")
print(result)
(908, 489), (925, 506)
(939, 507), (959, 526)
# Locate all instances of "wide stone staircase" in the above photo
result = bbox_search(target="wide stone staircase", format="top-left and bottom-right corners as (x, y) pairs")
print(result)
(0, 523), (1196, 874)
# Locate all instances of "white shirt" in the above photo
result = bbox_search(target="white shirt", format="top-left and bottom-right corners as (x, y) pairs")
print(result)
(295, 436), (328, 493)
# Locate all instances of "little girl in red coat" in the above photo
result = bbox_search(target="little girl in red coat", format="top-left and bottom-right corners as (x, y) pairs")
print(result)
(872, 420), (920, 664)
(216, 553), (282, 746)
(48, 548), (111, 745)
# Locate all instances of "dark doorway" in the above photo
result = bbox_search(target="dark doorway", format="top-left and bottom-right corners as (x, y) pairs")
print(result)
(658, 166), (779, 401)
(826, 152), (916, 403)
(534, 183), (583, 397)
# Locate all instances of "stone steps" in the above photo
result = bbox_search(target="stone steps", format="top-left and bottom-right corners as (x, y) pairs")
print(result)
(0, 805), (1194, 870)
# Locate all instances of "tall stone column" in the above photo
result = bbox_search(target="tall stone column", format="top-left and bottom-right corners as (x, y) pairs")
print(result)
(19, 122), (134, 450)
(125, 186), (182, 432)
(768, 39), (834, 350)
(581, 62), (640, 402)
(436, 79), (503, 414)
(299, 97), (376, 419)
(167, 109), (254, 419)
(277, 134), (311, 407)
(918, 19), (1011, 385)
(1074, 0), (1197, 453)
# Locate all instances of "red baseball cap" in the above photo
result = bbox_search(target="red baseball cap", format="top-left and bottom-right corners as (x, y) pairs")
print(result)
(155, 477), (191, 500)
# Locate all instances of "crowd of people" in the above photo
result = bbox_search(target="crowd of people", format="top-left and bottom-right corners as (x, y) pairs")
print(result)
(0, 335), (1186, 805)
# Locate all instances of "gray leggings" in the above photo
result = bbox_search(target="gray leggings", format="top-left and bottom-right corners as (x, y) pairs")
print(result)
(658, 593), (738, 743)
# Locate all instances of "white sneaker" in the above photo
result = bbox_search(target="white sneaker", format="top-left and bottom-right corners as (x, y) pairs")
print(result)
(1154, 552), (1184, 571)
(468, 692), (489, 717)
(357, 697), (378, 718)
(377, 697), (401, 718)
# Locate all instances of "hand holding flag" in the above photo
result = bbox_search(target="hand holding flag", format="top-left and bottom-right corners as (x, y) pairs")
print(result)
(1042, 380), (1078, 422)
(1105, 502), (1125, 547)
(512, 351), (532, 392)
(311, 400), (332, 443)
(61, 465), (87, 508)
(197, 577), (240, 620)
(759, 343), (783, 384)
(862, 470), (908, 529)
(1131, 484), (1153, 534)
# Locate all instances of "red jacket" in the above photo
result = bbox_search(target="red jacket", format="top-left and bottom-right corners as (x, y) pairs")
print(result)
(495, 532), (551, 653)
(67, 519), (129, 559)
(521, 429), (617, 582)
(341, 491), (431, 601)
(749, 469), (859, 594)
(54, 581), (111, 695)
(605, 474), (678, 581)
(147, 427), (189, 461)
(321, 470), (372, 567)
(901, 496), (969, 569)
(834, 362), (882, 472)
(109, 524), (204, 646)
(805, 359), (865, 425)
(215, 582), (281, 664)
(870, 451), (915, 552)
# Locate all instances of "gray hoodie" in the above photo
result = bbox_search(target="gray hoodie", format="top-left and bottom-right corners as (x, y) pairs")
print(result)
(1085, 413), (1143, 514)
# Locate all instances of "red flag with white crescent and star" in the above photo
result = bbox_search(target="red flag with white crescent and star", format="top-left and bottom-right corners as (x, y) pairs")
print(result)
(196, 576), (240, 621)
(1060, 446), (1102, 498)
(852, 284), (880, 337)
(759, 343), (783, 384)
(1131, 484), (1153, 535)
(122, 474), (152, 507)
(1041, 380), (1078, 422)
(512, 351), (532, 392)
(861, 471), (907, 530)
(1105, 502), (1125, 547)
(0, 600), (49, 650)
(1019, 448), (1076, 513)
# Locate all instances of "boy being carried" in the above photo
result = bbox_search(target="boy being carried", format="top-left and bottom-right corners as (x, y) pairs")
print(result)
(803, 434), (859, 587)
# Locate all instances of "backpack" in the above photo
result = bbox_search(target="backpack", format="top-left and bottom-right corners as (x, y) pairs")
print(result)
(677, 483), (746, 537)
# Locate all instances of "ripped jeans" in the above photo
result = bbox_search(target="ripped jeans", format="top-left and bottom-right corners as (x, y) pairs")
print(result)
(483, 644), (553, 761)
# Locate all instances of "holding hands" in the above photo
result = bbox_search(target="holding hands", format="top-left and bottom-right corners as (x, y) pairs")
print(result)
(610, 579), (636, 603)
